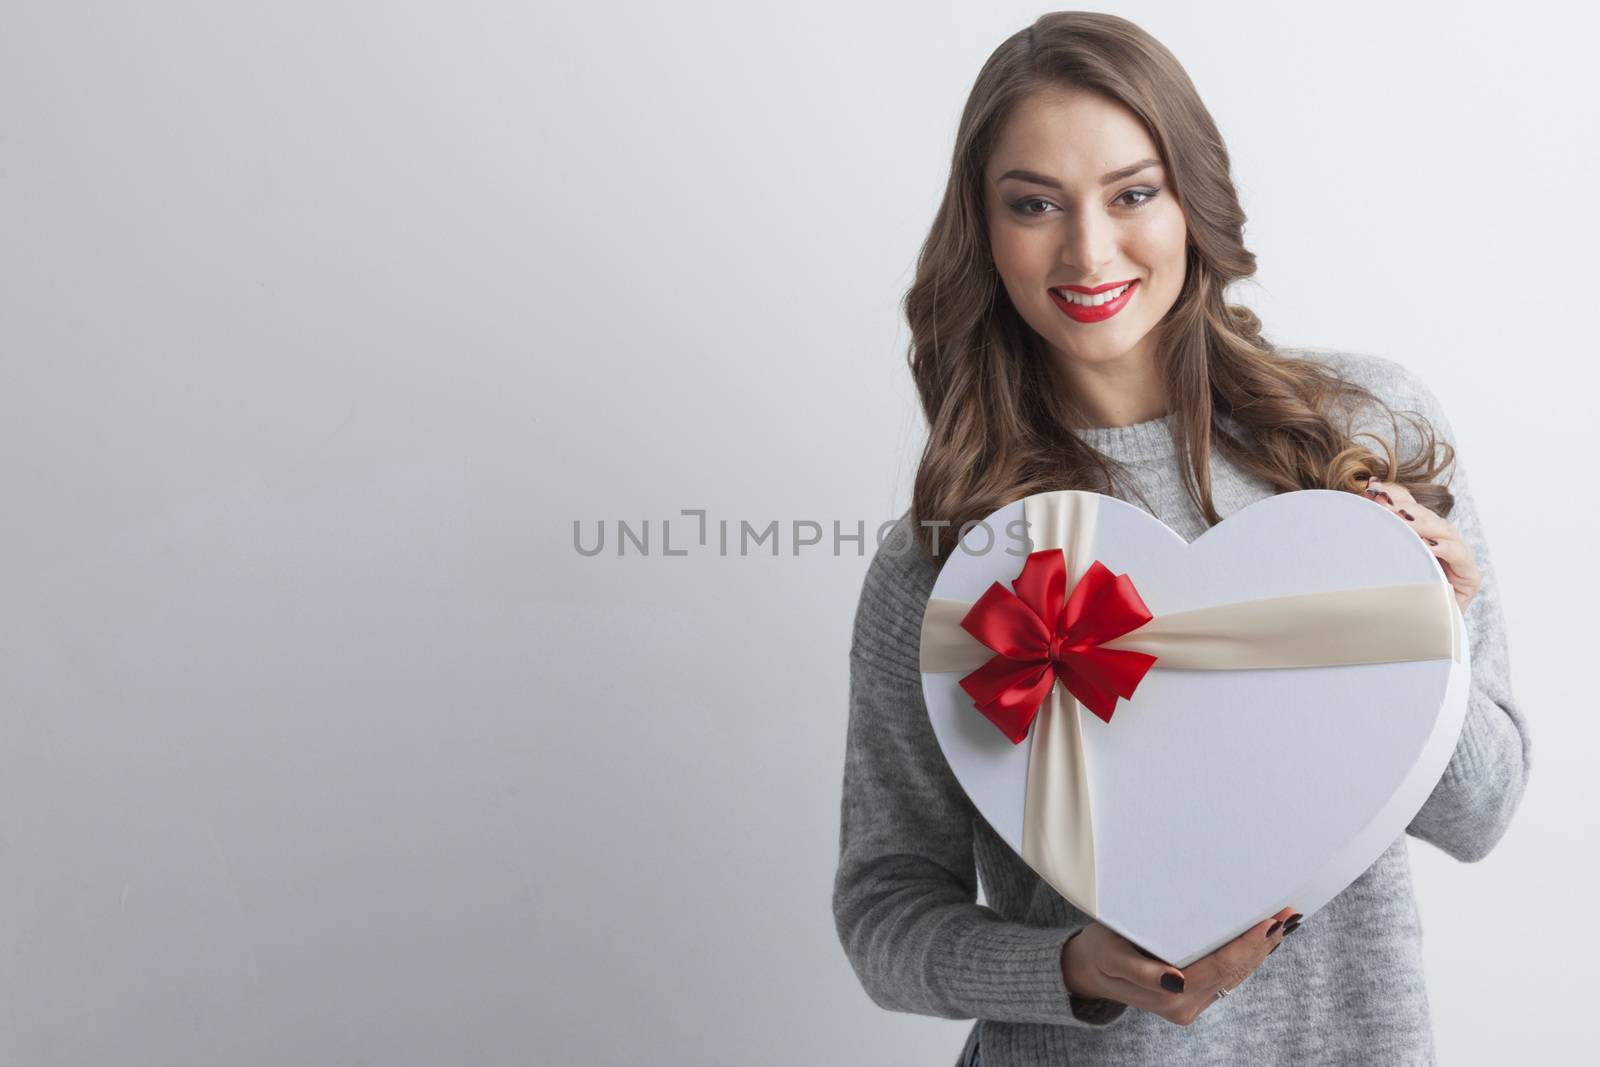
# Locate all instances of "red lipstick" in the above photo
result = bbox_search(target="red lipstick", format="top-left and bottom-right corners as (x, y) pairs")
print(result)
(1049, 279), (1139, 324)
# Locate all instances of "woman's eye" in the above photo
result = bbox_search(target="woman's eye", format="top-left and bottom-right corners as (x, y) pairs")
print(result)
(1010, 188), (1161, 216)
(1011, 197), (1056, 216)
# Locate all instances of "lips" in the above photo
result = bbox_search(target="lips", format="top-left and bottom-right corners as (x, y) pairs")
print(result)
(1056, 279), (1137, 295)
(1049, 279), (1139, 323)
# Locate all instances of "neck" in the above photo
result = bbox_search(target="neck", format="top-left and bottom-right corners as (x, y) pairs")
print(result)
(1052, 346), (1167, 429)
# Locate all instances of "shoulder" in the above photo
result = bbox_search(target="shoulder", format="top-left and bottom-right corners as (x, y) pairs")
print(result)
(1277, 345), (1458, 445)
(1278, 346), (1444, 414)
(850, 510), (940, 688)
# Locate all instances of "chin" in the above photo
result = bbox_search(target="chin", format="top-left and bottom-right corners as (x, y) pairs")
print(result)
(1058, 328), (1143, 364)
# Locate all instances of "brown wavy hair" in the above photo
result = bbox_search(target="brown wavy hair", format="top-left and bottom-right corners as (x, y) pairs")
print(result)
(906, 11), (1454, 563)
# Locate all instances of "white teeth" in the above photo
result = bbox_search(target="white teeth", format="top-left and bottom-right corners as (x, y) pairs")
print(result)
(1054, 283), (1132, 306)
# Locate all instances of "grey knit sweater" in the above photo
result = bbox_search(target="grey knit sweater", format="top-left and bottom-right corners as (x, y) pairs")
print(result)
(832, 349), (1531, 1066)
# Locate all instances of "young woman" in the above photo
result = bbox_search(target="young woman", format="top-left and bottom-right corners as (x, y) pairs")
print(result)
(832, 12), (1530, 1066)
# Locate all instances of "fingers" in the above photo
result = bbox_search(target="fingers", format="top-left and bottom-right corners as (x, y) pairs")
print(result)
(1266, 909), (1304, 955)
(1098, 907), (1310, 1030)
(1363, 479), (1452, 560)
(1365, 479), (1483, 609)
(1098, 969), (1179, 1012)
(1062, 924), (1190, 1013)
(1195, 907), (1295, 993)
(1368, 480), (1427, 521)
(1425, 534), (1477, 581)
(1102, 936), (1187, 997)
(1365, 480), (1453, 544)
(1147, 907), (1299, 1026)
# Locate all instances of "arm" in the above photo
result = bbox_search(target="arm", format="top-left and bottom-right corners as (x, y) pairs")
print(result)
(1397, 378), (1532, 861)
(831, 524), (1128, 1027)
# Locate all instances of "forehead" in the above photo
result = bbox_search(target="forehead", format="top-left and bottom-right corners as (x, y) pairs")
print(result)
(986, 89), (1160, 183)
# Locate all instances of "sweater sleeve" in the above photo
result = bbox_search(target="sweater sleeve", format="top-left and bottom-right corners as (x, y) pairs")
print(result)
(1323, 352), (1533, 863)
(831, 519), (1129, 1027)
(1384, 368), (1533, 862)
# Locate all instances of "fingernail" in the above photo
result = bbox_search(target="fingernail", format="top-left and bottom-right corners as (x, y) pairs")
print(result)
(1363, 488), (1380, 498)
(1287, 913), (1303, 923)
(1160, 972), (1185, 993)
(1425, 537), (1439, 546)
(1377, 491), (1394, 504)
(1266, 920), (1282, 937)
(1399, 509), (1414, 521)
(1268, 941), (1281, 955)
(1284, 921), (1302, 936)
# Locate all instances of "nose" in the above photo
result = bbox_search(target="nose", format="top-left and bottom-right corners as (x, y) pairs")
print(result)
(1059, 205), (1117, 279)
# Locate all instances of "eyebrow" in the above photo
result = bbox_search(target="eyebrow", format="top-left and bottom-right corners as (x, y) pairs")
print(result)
(995, 158), (1163, 189)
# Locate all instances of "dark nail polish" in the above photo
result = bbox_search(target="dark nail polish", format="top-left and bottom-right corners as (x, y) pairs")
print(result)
(1378, 491), (1394, 504)
(1266, 920), (1282, 937)
(1268, 941), (1281, 955)
(1160, 972), (1185, 993)
(1399, 509), (1414, 521)
(1425, 537), (1439, 546)
(1284, 921), (1302, 936)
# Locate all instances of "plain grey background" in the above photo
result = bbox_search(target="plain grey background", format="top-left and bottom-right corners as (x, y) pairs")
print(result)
(2, 1), (1595, 1064)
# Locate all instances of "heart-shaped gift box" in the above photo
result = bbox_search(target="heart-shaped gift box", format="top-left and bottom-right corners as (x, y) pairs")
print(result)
(918, 489), (1469, 969)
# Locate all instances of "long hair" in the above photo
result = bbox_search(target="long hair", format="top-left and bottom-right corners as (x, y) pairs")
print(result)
(906, 11), (1454, 562)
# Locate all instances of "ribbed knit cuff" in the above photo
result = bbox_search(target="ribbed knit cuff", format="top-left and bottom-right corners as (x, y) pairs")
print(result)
(1443, 685), (1500, 787)
(933, 920), (1130, 1028)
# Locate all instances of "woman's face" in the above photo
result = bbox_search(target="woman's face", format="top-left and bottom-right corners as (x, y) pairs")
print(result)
(985, 88), (1189, 377)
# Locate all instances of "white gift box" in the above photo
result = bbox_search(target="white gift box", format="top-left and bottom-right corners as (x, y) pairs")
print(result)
(918, 489), (1469, 968)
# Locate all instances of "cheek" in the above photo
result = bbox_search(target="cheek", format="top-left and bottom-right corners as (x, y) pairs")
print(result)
(990, 224), (1047, 279)
(1125, 209), (1187, 280)
(1150, 209), (1190, 278)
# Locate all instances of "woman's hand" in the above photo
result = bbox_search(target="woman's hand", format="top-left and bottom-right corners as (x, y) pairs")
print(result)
(1060, 909), (1300, 1026)
(1363, 478), (1482, 615)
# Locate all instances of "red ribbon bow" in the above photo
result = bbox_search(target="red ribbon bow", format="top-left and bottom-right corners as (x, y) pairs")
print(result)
(958, 550), (1159, 742)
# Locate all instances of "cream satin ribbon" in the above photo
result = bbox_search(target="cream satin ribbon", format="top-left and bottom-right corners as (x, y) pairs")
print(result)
(918, 491), (1462, 915)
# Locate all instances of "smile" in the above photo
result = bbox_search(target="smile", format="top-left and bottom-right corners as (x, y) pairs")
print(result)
(1049, 280), (1139, 323)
